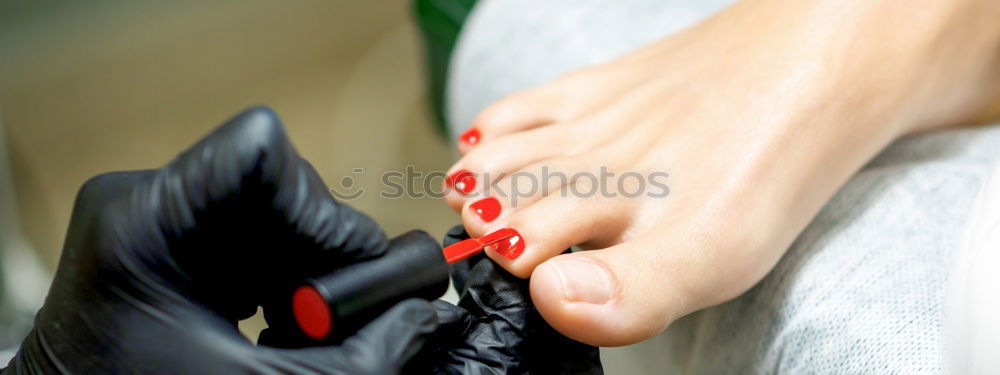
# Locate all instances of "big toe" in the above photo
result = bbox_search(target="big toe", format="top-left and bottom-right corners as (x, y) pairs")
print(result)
(529, 246), (679, 347)
(529, 224), (764, 347)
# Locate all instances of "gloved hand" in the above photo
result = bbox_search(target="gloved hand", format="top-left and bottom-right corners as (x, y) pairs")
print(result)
(2, 107), (440, 374)
(405, 226), (604, 375)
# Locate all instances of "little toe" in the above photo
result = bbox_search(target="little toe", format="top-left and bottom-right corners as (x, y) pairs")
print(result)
(457, 86), (568, 154)
(444, 125), (588, 211)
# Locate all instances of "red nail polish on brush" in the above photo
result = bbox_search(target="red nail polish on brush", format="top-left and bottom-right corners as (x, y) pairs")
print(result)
(470, 197), (501, 222)
(446, 169), (476, 195)
(442, 227), (525, 263)
(459, 128), (481, 145)
(443, 238), (485, 264)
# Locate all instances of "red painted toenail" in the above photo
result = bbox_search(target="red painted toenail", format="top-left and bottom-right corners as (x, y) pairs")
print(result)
(446, 169), (476, 195)
(470, 197), (501, 222)
(480, 228), (525, 260)
(459, 127), (481, 145)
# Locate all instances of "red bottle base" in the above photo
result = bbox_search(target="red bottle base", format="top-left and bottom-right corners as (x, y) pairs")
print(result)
(293, 286), (333, 340)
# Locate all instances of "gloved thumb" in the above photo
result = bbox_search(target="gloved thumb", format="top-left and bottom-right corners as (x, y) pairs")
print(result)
(268, 299), (438, 374)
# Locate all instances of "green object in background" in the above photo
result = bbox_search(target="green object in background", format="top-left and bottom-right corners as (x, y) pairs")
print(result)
(413, 0), (479, 136)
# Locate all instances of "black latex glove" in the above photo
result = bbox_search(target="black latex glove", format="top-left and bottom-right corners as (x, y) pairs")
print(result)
(405, 225), (604, 375)
(2, 107), (440, 374)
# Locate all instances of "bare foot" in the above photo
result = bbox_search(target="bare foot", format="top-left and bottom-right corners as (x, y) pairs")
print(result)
(444, 0), (1000, 346)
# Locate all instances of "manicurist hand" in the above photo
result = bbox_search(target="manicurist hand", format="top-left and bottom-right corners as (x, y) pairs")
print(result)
(1, 107), (440, 374)
(405, 226), (603, 374)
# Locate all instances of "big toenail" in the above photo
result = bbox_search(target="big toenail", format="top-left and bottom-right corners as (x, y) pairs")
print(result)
(446, 169), (476, 195)
(550, 258), (615, 304)
(480, 228), (524, 259)
(459, 127), (481, 145)
(470, 197), (501, 222)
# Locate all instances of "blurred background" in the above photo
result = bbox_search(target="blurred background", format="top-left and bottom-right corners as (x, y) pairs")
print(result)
(1, 0), (461, 346)
(1, 0), (458, 268)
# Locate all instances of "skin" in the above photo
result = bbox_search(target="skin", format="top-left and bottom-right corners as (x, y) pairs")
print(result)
(444, 0), (1000, 346)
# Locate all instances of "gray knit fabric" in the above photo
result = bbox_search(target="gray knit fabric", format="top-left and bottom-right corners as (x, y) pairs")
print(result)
(446, 1), (1000, 373)
(655, 127), (1000, 374)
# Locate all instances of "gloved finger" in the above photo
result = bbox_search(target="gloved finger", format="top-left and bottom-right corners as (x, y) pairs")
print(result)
(398, 300), (473, 374)
(74, 170), (158, 211)
(429, 258), (531, 374)
(142, 107), (389, 311)
(458, 258), (604, 374)
(62, 170), (157, 263)
(424, 300), (473, 346)
(459, 257), (531, 316)
(523, 303), (604, 374)
(429, 299), (471, 329)
(471, 247), (602, 373)
(274, 299), (438, 374)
